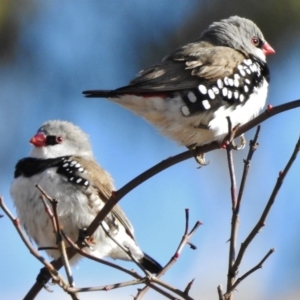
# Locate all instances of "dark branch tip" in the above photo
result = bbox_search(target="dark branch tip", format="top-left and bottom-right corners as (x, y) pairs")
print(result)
(187, 242), (197, 250)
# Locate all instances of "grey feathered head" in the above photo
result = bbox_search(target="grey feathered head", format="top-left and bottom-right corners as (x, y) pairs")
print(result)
(200, 16), (268, 61)
(30, 120), (93, 158)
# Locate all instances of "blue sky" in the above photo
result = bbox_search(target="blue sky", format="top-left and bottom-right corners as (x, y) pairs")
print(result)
(1, 1), (300, 299)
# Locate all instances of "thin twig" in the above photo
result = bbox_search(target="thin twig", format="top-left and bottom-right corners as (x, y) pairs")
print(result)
(150, 276), (194, 300)
(227, 147), (237, 211)
(226, 147), (237, 296)
(62, 231), (144, 276)
(135, 209), (201, 300)
(236, 126), (261, 212)
(52, 200), (75, 286)
(226, 130), (238, 211)
(218, 285), (225, 300)
(36, 185), (57, 233)
(184, 208), (189, 235)
(232, 136), (300, 275)
(23, 249), (78, 300)
(0, 197), (73, 295)
(36, 185), (76, 295)
(67, 278), (146, 293)
(225, 117), (238, 295)
(225, 248), (275, 298)
(183, 279), (195, 295)
(61, 231), (177, 299)
(226, 127), (261, 296)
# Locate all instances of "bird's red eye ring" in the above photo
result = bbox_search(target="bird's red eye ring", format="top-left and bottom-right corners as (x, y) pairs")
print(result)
(56, 136), (63, 143)
(251, 37), (259, 46)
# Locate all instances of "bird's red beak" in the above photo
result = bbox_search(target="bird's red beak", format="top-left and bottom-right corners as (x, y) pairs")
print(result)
(263, 42), (275, 55)
(30, 132), (47, 147)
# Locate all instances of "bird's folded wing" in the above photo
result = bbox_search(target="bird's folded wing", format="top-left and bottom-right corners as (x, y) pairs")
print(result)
(73, 157), (135, 238)
(115, 45), (245, 93)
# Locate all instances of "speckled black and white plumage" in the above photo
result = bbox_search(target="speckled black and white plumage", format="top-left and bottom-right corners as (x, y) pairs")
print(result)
(83, 16), (274, 147)
(10, 120), (162, 273)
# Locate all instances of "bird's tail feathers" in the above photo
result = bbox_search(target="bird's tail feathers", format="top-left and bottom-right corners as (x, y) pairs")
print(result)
(83, 90), (119, 98)
(140, 252), (163, 274)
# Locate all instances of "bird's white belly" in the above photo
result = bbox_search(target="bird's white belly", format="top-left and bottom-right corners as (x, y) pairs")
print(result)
(209, 79), (268, 142)
(11, 169), (144, 262)
(11, 169), (110, 260)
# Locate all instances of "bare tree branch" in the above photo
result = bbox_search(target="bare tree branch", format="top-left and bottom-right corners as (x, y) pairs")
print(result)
(150, 276), (194, 300)
(236, 126), (261, 210)
(35, 186), (185, 299)
(67, 278), (147, 293)
(0, 197), (74, 296)
(183, 279), (195, 295)
(226, 143), (237, 296)
(226, 126), (261, 297)
(61, 231), (178, 299)
(85, 100), (300, 240)
(225, 248), (275, 298)
(35, 185), (78, 299)
(218, 285), (225, 300)
(232, 135), (300, 275)
(135, 209), (201, 299)
(17, 99), (300, 299)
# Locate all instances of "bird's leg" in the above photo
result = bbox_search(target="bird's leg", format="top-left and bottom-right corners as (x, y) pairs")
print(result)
(222, 118), (246, 150)
(36, 267), (54, 291)
(231, 133), (246, 150)
(187, 144), (209, 166)
(77, 228), (94, 250)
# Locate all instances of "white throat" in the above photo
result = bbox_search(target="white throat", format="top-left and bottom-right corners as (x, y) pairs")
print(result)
(254, 48), (266, 62)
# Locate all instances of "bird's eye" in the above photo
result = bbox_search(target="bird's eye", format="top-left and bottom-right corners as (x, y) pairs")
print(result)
(251, 37), (260, 47)
(56, 136), (63, 143)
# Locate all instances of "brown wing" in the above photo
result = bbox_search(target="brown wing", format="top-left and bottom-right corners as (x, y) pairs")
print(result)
(72, 157), (135, 237)
(114, 42), (246, 93)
